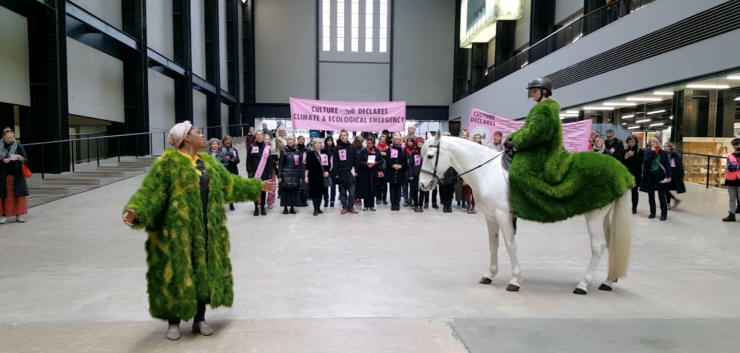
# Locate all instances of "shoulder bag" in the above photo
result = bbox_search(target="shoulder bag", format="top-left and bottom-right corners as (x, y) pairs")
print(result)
(316, 151), (332, 188)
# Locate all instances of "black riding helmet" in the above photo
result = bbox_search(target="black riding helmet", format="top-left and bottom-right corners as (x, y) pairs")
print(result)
(526, 77), (553, 98)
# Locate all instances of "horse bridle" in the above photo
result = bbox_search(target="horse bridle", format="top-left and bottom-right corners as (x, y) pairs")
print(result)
(420, 139), (505, 186)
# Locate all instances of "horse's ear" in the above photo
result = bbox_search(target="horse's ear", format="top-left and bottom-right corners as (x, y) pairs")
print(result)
(435, 130), (442, 142)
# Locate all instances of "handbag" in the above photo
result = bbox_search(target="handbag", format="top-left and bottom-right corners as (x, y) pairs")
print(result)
(22, 164), (32, 179)
(316, 151), (332, 188)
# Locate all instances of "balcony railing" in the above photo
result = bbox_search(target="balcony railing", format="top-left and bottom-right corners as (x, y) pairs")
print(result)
(458, 0), (657, 101)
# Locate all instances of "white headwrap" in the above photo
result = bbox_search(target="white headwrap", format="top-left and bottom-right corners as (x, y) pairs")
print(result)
(168, 121), (193, 148)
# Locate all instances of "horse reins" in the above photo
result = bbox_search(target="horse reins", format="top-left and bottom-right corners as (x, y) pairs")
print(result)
(420, 139), (505, 185)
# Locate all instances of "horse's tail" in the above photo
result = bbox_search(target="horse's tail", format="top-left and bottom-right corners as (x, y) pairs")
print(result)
(607, 191), (632, 280)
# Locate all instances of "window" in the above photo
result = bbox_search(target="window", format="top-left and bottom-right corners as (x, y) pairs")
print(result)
(322, 0), (331, 51)
(379, 0), (388, 52)
(336, 0), (345, 51)
(350, 0), (359, 52)
(365, 0), (373, 52)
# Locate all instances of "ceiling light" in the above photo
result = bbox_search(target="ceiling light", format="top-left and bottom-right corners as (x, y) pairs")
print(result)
(686, 84), (730, 89)
(647, 109), (665, 115)
(559, 113), (579, 117)
(627, 126), (641, 130)
(622, 114), (635, 119)
(670, 115), (674, 120)
(622, 122), (626, 125)
(559, 115), (577, 119)
(726, 75), (740, 80)
(635, 119), (651, 123)
(565, 110), (579, 114)
(649, 122), (664, 127)
(736, 97), (740, 101)
(653, 91), (673, 96)
(626, 97), (662, 101)
(582, 106), (614, 110)
(603, 102), (637, 106)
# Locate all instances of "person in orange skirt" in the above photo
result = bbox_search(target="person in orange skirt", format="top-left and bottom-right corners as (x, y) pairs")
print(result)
(1, 127), (29, 224)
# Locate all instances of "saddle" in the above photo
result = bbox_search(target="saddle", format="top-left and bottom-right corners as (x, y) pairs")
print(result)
(502, 148), (514, 171)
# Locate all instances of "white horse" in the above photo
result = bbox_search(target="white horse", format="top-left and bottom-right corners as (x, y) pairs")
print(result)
(418, 133), (632, 295)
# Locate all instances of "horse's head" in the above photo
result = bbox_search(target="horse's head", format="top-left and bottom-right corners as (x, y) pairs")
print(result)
(419, 130), (452, 192)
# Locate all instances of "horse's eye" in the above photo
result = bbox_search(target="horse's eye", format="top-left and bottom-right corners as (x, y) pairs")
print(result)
(427, 155), (434, 159)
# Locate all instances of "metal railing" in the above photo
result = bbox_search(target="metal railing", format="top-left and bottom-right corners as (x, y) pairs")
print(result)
(460, 0), (657, 100)
(681, 152), (727, 189)
(20, 124), (251, 179)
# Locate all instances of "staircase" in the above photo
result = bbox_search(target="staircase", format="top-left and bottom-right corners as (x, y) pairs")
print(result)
(26, 156), (159, 208)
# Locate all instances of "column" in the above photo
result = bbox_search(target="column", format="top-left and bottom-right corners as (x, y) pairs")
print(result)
(174, 0), (194, 124)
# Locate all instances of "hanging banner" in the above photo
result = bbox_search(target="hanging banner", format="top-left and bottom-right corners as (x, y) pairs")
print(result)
(290, 98), (406, 132)
(468, 107), (592, 153)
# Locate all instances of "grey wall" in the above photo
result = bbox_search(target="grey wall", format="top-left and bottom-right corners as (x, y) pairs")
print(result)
(147, 0), (174, 59)
(319, 63), (389, 102)
(0, 7), (30, 106)
(192, 0), (206, 77)
(392, 0), (455, 105)
(450, 0), (733, 124)
(255, 0), (316, 103)
(75, 0), (122, 30)
(555, 0), (583, 24)
(514, 0), (531, 49)
(66, 38), (125, 123)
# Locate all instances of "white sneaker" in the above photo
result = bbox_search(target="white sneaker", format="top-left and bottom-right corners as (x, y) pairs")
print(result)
(192, 321), (213, 336)
(166, 324), (181, 340)
(0, 216), (6, 224)
(15, 216), (25, 223)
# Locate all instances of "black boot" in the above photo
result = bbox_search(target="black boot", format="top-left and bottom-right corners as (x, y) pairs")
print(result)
(229, 203), (235, 211)
(632, 206), (637, 214)
(254, 205), (260, 216)
(261, 206), (267, 216)
(723, 212), (736, 222)
(432, 203), (439, 209)
(290, 207), (296, 214)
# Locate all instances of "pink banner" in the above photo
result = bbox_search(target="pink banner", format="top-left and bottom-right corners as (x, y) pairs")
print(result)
(468, 107), (592, 153)
(290, 97), (406, 132)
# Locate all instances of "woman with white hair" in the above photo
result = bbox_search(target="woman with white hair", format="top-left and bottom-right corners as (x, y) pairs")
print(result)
(122, 121), (277, 340)
(278, 136), (303, 214)
(305, 139), (330, 215)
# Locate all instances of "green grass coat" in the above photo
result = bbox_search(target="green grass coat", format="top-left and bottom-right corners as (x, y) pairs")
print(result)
(508, 99), (635, 223)
(124, 149), (262, 321)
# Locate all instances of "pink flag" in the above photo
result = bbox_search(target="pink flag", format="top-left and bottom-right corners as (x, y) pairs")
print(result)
(468, 107), (592, 153)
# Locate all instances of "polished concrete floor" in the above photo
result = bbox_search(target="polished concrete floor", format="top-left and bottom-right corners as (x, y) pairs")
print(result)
(1, 164), (739, 352)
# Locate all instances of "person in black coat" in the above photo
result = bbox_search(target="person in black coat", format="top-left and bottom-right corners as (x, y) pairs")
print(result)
(305, 139), (330, 216)
(278, 137), (303, 214)
(621, 135), (644, 214)
(409, 137), (425, 213)
(1, 128), (29, 224)
(640, 137), (672, 221)
(323, 136), (337, 207)
(440, 168), (457, 213)
(604, 129), (624, 161)
(385, 133), (410, 211)
(332, 130), (358, 214)
(663, 142), (685, 209)
(356, 136), (384, 211)
(246, 130), (274, 216)
(296, 135), (309, 207)
(219, 136), (240, 211)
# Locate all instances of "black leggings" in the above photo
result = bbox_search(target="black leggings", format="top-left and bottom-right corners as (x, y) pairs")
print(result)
(254, 191), (267, 208)
(631, 186), (639, 208)
(440, 184), (454, 206)
(389, 183), (402, 204)
(431, 187), (438, 204)
(168, 301), (206, 324)
(410, 178), (420, 205)
(312, 197), (322, 211)
(379, 180), (388, 201)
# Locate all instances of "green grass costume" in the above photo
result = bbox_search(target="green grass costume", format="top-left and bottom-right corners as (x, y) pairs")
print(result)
(507, 99), (635, 223)
(124, 150), (263, 321)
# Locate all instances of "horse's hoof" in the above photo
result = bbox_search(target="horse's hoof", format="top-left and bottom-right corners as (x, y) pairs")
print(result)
(506, 284), (520, 292)
(479, 277), (492, 284)
(573, 288), (588, 295)
(598, 284), (613, 291)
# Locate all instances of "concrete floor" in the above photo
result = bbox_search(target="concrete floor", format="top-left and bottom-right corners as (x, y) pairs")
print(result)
(1, 160), (739, 352)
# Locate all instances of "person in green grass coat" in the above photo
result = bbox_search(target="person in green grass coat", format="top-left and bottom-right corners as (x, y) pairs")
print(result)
(122, 121), (277, 341)
(503, 77), (635, 223)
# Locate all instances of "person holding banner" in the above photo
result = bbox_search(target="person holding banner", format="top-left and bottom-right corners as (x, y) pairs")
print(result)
(122, 121), (277, 340)
(357, 136), (384, 212)
(332, 130), (359, 214)
(247, 130), (275, 216)
(386, 133), (411, 211)
(489, 131), (504, 152)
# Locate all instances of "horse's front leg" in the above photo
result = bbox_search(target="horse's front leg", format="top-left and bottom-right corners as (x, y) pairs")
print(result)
(574, 209), (609, 295)
(497, 210), (521, 291)
(480, 215), (500, 284)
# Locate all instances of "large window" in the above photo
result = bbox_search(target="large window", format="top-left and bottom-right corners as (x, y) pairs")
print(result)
(337, 0), (345, 52)
(321, 0), (390, 55)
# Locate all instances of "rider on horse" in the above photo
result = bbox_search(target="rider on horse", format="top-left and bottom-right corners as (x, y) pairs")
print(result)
(504, 77), (635, 223)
